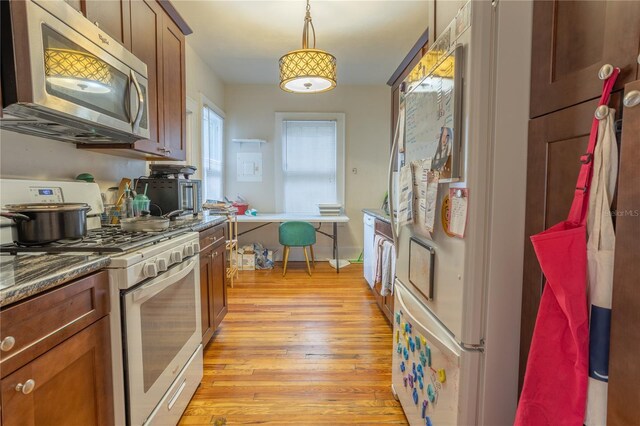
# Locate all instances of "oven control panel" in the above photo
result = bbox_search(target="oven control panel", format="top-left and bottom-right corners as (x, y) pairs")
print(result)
(28, 187), (64, 203)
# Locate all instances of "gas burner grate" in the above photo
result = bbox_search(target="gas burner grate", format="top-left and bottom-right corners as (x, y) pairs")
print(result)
(0, 226), (187, 255)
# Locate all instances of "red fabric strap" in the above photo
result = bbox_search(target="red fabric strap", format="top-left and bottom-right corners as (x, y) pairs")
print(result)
(567, 68), (620, 225)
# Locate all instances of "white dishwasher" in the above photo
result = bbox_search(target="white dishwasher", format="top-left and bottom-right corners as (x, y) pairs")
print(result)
(363, 213), (375, 288)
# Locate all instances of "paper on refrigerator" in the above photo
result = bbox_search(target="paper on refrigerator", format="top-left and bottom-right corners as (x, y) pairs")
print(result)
(397, 164), (414, 226)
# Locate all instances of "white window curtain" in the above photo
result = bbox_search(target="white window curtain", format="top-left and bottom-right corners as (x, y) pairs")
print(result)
(282, 120), (337, 213)
(202, 105), (223, 201)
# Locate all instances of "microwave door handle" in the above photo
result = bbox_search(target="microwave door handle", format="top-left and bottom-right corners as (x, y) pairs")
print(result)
(130, 70), (144, 132)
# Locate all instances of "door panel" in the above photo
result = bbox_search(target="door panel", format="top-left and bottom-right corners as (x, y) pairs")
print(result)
(530, 1), (640, 118)
(130, 0), (163, 153)
(607, 79), (640, 425)
(1, 318), (113, 426)
(84, 0), (131, 48)
(212, 245), (228, 329)
(519, 94), (622, 390)
(200, 250), (214, 346)
(161, 17), (186, 160)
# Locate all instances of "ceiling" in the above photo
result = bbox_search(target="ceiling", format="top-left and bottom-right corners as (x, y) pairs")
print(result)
(172, 1), (429, 86)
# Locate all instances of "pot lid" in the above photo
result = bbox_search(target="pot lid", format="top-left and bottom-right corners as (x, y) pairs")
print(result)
(4, 203), (91, 212)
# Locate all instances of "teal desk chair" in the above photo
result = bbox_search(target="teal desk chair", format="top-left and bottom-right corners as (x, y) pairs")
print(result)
(279, 221), (316, 276)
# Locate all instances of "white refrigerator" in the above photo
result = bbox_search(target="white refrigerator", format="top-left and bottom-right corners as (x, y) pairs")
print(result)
(388, 2), (532, 425)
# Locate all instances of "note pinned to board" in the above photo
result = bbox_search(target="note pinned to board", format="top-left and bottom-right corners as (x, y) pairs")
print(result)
(448, 188), (468, 238)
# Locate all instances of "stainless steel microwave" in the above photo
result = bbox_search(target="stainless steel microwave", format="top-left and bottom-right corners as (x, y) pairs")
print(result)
(0, 0), (150, 144)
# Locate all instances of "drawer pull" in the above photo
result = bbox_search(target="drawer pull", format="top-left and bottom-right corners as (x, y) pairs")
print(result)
(0, 336), (15, 352)
(16, 379), (35, 394)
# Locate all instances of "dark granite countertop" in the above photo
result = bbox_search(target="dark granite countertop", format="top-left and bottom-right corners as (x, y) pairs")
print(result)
(362, 208), (391, 224)
(0, 254), (111, 307)
(170, 214), (227, 233)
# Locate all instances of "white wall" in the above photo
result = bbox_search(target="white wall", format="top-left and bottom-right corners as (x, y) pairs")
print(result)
(223, 84), (390, 261)
(0, 130), (147, 191)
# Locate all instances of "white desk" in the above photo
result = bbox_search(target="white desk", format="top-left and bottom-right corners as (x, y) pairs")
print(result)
(236, 214), (349, 272)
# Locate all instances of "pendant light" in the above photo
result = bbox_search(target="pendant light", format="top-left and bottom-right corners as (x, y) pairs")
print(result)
(279, 0), (336, 94)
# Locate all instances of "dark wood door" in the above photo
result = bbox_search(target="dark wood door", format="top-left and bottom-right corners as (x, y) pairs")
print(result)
(1, 317), (113, 426)
(519, 94), (622, 390)
(607, 79), (640, 425)
(530, 1), (640, 118)
(161, 15), (186, 161)
(84, 0), (131, 49)
(130, 0), (164, 156)
(200, 248), (214, 346)
(212, 244), (228, 330)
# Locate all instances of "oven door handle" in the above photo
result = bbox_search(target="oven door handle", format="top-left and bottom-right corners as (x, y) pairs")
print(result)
(132, 257), (197, 303)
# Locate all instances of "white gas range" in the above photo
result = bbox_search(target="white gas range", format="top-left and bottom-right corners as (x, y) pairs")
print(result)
(0, 179), (203, 426)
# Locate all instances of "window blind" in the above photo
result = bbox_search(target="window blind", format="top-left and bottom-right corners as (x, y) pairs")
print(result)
(283, 120), (337, 213)
(202, 106), (223, 201)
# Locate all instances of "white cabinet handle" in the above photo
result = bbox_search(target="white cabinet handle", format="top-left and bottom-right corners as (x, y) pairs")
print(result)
(15, 379), (35, 395)
(623, 90), (640, 108)
(0, 336), (15, 352)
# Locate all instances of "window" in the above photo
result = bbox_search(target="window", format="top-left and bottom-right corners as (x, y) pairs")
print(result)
(275, 113), (345, 214)
(202, 104), (224, 201)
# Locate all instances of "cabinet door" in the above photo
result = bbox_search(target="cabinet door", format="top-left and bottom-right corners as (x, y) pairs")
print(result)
(161, 15), (187, 161)
(607, 79), (640, 425)
(519, 94), (622, 390)
(530, 1), (640, 118)
(1, 317), (113, 426)
(383, 293), (394, 323)
(130, 0), (164, 155)
(84, 0), (131, 48)
(200, 249), (214, 346)
(211, 244), (228, 330)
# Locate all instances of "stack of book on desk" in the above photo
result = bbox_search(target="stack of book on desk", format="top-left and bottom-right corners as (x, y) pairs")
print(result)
(318, 203), (342, 216)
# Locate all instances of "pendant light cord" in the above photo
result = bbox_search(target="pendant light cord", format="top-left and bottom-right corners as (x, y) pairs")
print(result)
(301, 0), (316, 49)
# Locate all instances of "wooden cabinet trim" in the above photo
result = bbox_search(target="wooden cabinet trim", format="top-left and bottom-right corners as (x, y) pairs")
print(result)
(387, 27), (430, 87)
(0, 271), (109, 377)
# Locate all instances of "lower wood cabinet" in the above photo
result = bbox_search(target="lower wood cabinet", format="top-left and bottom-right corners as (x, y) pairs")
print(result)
(1, 317), (113, 426)
(0, 271), (113, 425)
(199, 224), (229, 346)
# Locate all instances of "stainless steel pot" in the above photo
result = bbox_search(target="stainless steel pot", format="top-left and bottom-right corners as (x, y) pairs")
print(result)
(119, 210), (182, 233)
(1, 203), (91, 244)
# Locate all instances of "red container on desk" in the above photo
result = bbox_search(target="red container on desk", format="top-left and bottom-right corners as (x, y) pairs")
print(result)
(233, 202), (249, 215)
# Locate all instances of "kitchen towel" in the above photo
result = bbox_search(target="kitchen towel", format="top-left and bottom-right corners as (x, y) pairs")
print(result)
(374, 234), (386, 283)
(584, 107), (618, 426)
(380, 240), (396, 296)
(515, 68), (619, 426)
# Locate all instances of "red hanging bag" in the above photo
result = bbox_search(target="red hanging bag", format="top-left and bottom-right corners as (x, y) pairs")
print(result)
(515, 69), (619, 426)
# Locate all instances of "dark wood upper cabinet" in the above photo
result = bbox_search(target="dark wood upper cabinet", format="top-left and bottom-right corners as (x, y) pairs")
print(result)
(76, 0), (189, 160)
(84, 0), (131, 49)
(530, 0), (640, 118)
(130, 0), (164, 154)
(161, 15), (186, 160)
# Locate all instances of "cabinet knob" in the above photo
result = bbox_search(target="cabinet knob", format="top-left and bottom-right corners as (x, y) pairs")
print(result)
(0, 336), (15, 352)
(623, 90), (640, 108)
(94, 21), (100, 28)
(15, 379), (35, 395)
(0, 336), (16, 352)
(598, 64), (614, 80)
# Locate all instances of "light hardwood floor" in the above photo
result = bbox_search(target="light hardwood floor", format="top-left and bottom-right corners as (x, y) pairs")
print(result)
(179, 262), (408, 425)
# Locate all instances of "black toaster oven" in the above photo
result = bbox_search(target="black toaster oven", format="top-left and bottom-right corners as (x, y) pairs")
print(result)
(135, 178), (202, 217)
